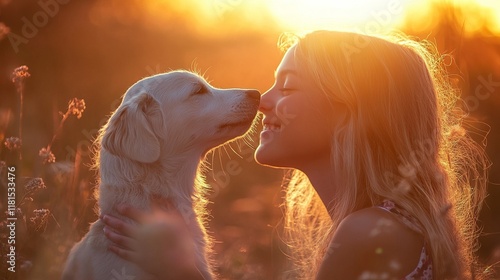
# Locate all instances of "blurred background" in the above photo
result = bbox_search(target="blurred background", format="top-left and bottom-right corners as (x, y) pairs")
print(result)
(0, 0), (499, 279)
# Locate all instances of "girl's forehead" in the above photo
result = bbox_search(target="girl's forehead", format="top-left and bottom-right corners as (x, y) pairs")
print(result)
(275, 47), (298, 78)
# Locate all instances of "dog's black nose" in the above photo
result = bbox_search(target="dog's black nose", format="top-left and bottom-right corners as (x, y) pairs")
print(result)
(246, 90), (261, 101)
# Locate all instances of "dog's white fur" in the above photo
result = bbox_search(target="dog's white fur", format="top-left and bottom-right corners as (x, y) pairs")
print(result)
(62, 71), (260, 280)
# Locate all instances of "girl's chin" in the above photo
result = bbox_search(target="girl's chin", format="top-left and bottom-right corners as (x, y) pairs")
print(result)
(254, 144), (274, 166)
(254, 146), (265, 164)
(255, 145), (286, 168)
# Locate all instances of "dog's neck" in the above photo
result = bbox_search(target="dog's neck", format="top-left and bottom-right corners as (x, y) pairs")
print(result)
(98, 149), (205, 214)
(156, 150), (205, 199)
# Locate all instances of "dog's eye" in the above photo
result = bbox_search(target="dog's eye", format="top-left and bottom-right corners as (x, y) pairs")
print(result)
(193, 84), (209, 95)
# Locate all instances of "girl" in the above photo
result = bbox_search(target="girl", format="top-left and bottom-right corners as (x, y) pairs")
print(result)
(101, 30), (489, 279)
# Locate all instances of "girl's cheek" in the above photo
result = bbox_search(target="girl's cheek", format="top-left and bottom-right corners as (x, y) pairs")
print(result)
(275, 100), (299, 127)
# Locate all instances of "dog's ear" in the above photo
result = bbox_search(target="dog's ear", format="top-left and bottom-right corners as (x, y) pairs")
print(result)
(102, 93), (163, 163)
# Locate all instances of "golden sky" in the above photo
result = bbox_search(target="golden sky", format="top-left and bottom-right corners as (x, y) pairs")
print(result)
(130, 0), (500, 35)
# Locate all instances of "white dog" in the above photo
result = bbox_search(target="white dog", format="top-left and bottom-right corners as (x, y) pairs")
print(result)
(62, 71), (260, 280)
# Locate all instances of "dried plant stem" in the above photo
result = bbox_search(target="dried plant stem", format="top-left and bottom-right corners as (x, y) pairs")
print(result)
(46, 110), (71, 153)
(16, 191), (31, 207)
(16, 83), (24, 160)
(16, 188), (36, 207)
(50, 213), (61, 228)
(17, 84), (23, 141)
(11, 65), (30, 160)
(69, 146), (82, 217)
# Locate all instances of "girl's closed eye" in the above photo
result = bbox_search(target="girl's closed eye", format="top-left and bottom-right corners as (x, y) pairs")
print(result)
(279, 87), (296, 96)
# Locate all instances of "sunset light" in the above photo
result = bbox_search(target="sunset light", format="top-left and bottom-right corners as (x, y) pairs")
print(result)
(264, 0), (500, 35)
(138, 0), (500, 36)
(265, 0), (417, 33)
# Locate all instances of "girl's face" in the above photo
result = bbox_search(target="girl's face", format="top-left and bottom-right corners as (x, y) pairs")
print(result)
(255, 47), (337, 170)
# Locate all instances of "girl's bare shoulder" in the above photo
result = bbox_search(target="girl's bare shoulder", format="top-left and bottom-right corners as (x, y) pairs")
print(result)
(316, 207), (424, 280)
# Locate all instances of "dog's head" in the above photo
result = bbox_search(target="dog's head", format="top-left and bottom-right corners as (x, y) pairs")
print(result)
(101, 71), (260, 163)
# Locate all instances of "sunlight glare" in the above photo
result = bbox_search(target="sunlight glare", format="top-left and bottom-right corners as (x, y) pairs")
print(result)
(402, 0), (500, 35)
(143, 0), (500, 36)
(460, 0), (500, 34)
(266, 0), (419, 33)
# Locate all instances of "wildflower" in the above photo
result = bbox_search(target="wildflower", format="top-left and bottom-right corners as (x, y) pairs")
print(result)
(39, 147), (56, 164)
(0, 22), (9, 41)
(4, 137), (21, 151)
(31, 208), (50, 218)
(30, 208), (50, 232)
(11, 65), (30, 84)
(68, 98), (86, 119)
(25, 177), (46, 192)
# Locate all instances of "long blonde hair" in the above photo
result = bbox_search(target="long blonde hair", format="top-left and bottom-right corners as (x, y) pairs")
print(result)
(280, 31), (489, 279)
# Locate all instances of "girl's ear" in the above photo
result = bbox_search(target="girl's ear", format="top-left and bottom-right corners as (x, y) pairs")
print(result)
(102, 93), (164, 163)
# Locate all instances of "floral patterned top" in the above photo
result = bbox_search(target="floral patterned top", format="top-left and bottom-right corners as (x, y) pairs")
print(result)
(377, 200), (433, 280)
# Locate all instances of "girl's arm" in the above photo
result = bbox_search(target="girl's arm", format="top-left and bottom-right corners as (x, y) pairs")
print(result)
(101, 203), (205, 280)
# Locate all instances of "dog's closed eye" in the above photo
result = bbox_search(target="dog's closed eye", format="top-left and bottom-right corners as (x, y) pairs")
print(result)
(193, 83), (209, 95)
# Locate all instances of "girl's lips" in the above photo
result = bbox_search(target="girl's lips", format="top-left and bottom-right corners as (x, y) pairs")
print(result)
(260, 124), (282, 141)
(260, 129), (274, 140)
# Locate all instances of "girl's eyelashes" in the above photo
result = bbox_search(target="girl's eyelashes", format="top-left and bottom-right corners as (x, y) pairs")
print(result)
(279, 87), (295, 96)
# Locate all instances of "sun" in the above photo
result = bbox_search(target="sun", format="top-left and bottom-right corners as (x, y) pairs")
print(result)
(264, 0), (420, 33)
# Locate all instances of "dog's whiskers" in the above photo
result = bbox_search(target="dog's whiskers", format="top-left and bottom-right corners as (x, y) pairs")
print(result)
(228, 143), (243, 159)
(222, 145), (232, 160)
(217, 148), (226, 178)
(235, 140), (243, 152)
(208, 150), (216, 179)
(242, 137), (255, 149)
(204, 151), (214, 171)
